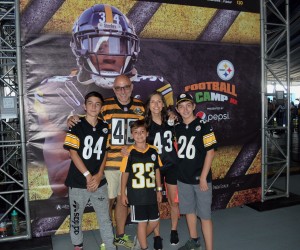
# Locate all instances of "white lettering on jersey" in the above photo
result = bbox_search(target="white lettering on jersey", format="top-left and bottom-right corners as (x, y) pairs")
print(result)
(82, 136), (104, 160)
(111, 118), (137, 145)
(132, 163), (155, 189)
(153, 131), (173, 154)
(177, 136), (196, 159)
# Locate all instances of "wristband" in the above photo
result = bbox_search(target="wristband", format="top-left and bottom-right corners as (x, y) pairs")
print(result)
(156, 187), (163, 192)
(83, 171), (90, 177)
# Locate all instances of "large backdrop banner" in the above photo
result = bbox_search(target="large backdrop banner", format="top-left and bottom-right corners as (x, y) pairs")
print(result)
(20, 0), (261, 236)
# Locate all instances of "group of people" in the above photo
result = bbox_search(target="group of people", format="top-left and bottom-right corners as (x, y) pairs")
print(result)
(64, 74), (217, 250)
(35, 3), (217, 250)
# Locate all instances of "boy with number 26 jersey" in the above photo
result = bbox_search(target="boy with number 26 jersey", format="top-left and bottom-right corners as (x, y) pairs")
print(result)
(175, 93), (217, 250)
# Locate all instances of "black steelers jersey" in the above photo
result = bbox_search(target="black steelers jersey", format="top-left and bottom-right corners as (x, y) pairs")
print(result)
(101, 96), (145, 170)
(120, 144), (163, 205)
(63, 117), (109, 188)
(175, 117), (217, 185)
(147, 121), (178, 171)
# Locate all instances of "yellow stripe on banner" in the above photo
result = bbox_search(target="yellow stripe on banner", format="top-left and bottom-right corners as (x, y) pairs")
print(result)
(140, 4), (217, 40)
(222, 12), (260, 44)
(203, 133), (217, 148)
(37, 1), (260, 44)
(104, 4), (113, 23)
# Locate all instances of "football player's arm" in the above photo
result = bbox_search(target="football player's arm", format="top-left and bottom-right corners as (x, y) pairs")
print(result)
(41, 120), (71, 197)
(69, 149), (92, 187)
(88, 151), (108, 192)
(35, 79), (85, 197)
(160, 78), (174, 108)
(199, 149), (215, 191)
(44, 133), (71, 197)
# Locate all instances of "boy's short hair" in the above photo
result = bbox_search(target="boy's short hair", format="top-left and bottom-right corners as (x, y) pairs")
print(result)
(176, 92), (194, 106)
(84, 91), (104, 104)
(130, 119), (148, 132)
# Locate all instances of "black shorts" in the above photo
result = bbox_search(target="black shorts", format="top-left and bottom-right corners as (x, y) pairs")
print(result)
(161, 167), (177, 185)
(130, 204), (160, 222)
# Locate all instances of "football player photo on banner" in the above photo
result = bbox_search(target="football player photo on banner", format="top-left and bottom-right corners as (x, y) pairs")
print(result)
(21, 0), (261, 236)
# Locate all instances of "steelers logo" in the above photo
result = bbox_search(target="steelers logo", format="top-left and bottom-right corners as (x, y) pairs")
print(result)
(151, 154), (157, 161)
(217, 60), (234, 81)
(134, 107), (143, 115)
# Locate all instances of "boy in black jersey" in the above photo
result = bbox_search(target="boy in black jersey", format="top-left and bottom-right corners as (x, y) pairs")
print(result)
(175, 93), (217, 250)
(120, 120), (163, 250)
(63, 91), (115, 250)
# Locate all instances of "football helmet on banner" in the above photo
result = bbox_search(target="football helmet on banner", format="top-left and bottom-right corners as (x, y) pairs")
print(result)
(70, 4), (140, 88)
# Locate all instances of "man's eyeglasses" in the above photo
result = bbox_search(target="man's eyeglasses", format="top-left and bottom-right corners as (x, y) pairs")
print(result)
(114, 85), (132, 92)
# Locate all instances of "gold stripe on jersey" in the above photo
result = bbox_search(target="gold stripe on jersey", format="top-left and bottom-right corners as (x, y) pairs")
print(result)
(203, 132), (217, 148)
(102, 98), (144, 115)
(156, 83), (174, 107)
(64, 133), (80, 149)
(164, 91), (174, 107)
(101, 97), (145, 170)
(105, 146), (123, 170)
(104, 5), (113, 23)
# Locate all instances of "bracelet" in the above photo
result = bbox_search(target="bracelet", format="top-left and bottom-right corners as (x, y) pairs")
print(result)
(83, 171), (90, 177)
(156, 187), (163, 192)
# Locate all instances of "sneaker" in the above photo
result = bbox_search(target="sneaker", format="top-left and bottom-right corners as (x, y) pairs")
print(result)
(74, 246), (83, 250)
(100, 243), (106, 250)
(131, 235), (142, 250)
(170, 230), (179, 245)
(178, 239), (201, 250)
(153, 236), (163, 250)
(114, 234), (134, 248)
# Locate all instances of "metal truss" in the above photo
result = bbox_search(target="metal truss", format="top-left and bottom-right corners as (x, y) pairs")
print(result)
(0, 0), (293, 242)
(0, 0), (31, 241)
(261, 0), (291, 201)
